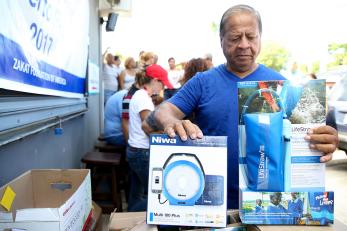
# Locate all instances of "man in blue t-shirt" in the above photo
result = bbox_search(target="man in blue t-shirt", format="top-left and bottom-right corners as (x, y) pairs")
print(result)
(143, 4), (338, 209)
(104, 89), (128, 146)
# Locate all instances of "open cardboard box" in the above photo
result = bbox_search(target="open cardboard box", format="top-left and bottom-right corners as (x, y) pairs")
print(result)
(0, 169), (92, 231)
(108, 212), (157, 231)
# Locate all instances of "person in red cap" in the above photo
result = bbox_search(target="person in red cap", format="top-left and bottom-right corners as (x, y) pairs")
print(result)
(126, 64), (171, 211)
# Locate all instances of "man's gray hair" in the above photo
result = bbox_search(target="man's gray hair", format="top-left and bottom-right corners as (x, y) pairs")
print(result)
(219, 4), (262, 37)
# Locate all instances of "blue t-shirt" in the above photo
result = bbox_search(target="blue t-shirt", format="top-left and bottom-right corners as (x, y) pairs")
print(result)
(104, 89), (128, 138)
(169, 64), (286, 209)
(288, 198), (303, 218)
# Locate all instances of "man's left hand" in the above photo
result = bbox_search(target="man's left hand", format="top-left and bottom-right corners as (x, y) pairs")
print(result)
(304, 125), (339, 162)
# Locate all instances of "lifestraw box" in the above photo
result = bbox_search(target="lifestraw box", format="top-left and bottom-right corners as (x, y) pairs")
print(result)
(237, 80), (334, 225)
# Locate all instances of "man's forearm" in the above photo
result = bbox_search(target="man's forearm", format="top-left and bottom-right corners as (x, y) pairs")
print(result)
(144, 110), (163, 132)
(144, 102), (185, 133)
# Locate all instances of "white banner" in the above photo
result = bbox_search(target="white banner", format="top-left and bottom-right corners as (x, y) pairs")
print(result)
(0, 0), (89, 98)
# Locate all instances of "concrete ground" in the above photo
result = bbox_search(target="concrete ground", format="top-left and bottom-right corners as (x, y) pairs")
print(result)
(326, 149), (347, 225)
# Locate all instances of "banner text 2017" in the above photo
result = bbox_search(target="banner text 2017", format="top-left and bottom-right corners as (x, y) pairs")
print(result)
(29, 0), (53, 55)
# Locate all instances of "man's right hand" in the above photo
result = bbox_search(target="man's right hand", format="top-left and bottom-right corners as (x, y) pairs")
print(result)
(164, 119), (203, 141)
(144, 101), (204, 141)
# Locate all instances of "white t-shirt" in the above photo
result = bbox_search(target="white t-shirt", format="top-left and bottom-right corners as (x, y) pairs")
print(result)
(168, 69), (183, 89)
(103, 64), (122, 91)
(124, 71), (136, 90)
(128, 89), (154, 148)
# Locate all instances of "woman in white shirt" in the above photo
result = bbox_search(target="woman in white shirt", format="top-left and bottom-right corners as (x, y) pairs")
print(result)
(118, 56), (136, 90)
(103, 53), (122, 104)
(126, 64), (172, 211)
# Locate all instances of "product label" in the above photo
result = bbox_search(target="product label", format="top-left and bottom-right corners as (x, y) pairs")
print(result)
(290, 123), (325, 190)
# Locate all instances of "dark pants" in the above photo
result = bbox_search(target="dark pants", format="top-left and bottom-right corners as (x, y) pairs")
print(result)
(126, 145), (149, 211)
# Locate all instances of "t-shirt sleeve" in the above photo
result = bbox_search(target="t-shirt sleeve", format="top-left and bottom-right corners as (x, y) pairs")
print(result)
(168, 72), (203, 116)
(122, 94), (130, 119)
(135, 90), (155, 113)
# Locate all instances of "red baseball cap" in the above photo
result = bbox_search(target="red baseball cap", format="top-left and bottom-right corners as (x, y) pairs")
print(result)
(146, 64), (173, 89)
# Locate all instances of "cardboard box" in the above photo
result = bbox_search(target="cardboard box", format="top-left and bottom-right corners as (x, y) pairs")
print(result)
(146, 135), (228, 228)
(0, 169), (92, 231)
(83, 201), (102, 231)
(108, 212), (157, 231)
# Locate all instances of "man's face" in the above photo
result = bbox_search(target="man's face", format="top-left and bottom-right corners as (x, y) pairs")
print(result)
(168, 59), (176, 69)
(220, 11), (261, 75)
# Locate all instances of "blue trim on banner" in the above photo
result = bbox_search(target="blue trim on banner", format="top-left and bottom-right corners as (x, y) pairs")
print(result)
(291, 156), (321, 163)
(0, 33), (85, 94)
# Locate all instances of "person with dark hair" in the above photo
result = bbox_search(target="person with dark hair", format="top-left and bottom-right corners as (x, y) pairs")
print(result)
(180, 58), (208, 86)
(126, 64), (172, 211)
(164, 57), (182, 99)
(142, 4), (338, 209)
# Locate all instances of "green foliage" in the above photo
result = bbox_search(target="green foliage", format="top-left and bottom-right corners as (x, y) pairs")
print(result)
(311, 60), (320, 74)
(328, 43), (347, 67)
(210, 21), (218, 33)
(258, 42), (290, 71)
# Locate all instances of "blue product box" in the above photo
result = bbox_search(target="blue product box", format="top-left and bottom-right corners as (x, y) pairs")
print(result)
(237, 80), (334, 225)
